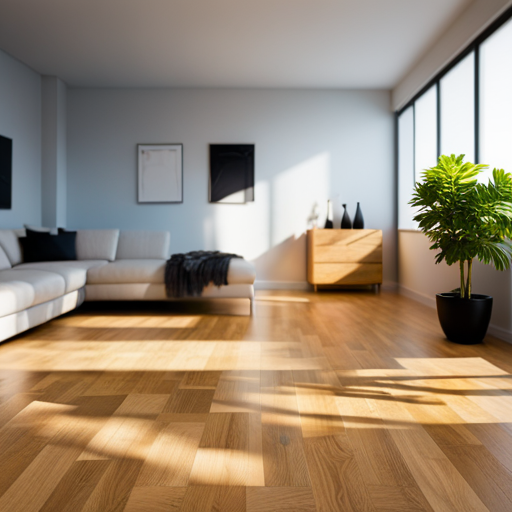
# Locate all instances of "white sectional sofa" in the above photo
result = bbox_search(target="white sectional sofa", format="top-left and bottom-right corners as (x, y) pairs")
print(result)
(0, 229), (256, 343)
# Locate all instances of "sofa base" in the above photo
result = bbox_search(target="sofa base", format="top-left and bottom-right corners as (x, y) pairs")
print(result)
(0, 288), (85, 343)
(84, 283), (255, 314)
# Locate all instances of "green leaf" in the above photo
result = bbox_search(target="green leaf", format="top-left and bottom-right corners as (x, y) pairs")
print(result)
(409, 154), (512, 279)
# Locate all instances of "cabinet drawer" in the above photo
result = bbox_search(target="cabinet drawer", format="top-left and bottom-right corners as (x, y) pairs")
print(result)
(309, 263), (382, 285)
(309, 230), (382, 263)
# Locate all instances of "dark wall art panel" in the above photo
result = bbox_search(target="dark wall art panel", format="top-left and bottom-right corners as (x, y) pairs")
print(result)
(209, 144), (254, 203)
(0, 135), (12, 210)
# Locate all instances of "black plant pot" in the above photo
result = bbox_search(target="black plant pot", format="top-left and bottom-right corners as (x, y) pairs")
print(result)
(436, 293), (493, 345)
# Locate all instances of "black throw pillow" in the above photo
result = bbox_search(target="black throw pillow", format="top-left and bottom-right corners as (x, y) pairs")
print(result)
(21, 228), (77, 262)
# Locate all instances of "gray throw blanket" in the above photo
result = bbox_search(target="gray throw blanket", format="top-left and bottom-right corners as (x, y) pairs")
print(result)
(165, 251), (242, 298)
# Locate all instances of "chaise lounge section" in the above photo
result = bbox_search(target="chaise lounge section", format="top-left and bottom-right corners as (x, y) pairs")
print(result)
(0, 228), (256, 343)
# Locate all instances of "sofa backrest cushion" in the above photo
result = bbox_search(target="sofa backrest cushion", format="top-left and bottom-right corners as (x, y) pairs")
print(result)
(0, 229), (25, 266)
(0, 244), (11, 270)
(76, 229), (119, 262)
(116, 230), (170, 260)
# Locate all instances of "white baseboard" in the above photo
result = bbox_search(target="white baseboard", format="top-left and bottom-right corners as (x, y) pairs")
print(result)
(255, 281), (398, 292)
(398, 284), (436, 309)
(487, 324), (512, 344)
(254, 280), (310, 291)
(398, 284), (512, 345)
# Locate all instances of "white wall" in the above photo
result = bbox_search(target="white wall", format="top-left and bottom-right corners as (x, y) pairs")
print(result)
(393, 0), (512, 111)
(67, 88), (395, 285)
(0, 49), (41, 228)
(42, 76), (67, 228)
(399, 230), (512, 340)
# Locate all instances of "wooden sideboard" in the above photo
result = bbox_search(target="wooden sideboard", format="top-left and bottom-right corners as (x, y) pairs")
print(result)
(307, 229), (382, 291)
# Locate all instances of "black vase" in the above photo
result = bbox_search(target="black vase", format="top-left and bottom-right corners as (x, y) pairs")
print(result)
(341, 204), (352, 229)
(353, 202), (364, 229)
(324, 200), (334, 229)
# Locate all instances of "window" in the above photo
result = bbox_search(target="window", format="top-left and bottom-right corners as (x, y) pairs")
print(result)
(414, 86), (438, 183)
(480, 18), (512, 181)
(398, 107), (415, 229)
(440, 52), (475, 162)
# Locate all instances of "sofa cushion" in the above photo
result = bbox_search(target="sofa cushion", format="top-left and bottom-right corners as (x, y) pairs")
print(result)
(87, 259), (166, 284)
(0, 269), (66, 317)
(76, 229), (119, 261)
(0, 229), (24, 266)
(15, 260), (108, 293)
(116, 230), (170, 260)
(0, 245), (11, 270)
(227, 258), (256, 285)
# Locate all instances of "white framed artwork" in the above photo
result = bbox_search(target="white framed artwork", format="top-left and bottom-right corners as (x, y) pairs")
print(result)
(138, 144), (183, 203)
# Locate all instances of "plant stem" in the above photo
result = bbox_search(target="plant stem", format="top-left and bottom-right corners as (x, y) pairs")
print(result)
(467, 259), (473, 299)
(460, 260), (465, 298)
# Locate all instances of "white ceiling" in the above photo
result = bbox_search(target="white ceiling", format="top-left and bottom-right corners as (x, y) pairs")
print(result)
(0, 0), (472, 89)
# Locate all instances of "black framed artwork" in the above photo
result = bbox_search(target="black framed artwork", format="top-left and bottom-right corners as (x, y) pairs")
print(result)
(0, 135), (12, 210)
(209, 144), (254, 203)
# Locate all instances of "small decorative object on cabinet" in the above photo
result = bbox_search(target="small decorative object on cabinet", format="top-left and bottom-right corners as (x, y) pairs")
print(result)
(341, 204), (352, 229)
(307, 229), (382, 291)
(353, 202), (364, 229)
(324, 200), (334, 229)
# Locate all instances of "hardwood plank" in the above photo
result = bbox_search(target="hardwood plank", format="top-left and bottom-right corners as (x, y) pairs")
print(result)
(83, 371), (143, 396)
(132, 371), (181, 394)
(440, 444), (512, 512)
(124, 487), (186, 512)
(80, 459), (143, 512)
(210, 370), (261, 413)
(78, 394), (168, 461)
(373, 399), (491, 512)
(163, 389), (215, 414)
(0, 393), (42, 429)
(336, 395), (416, 487)
(246, 487), (316, 512)
(189, 413), (265, 486)
(293, 370), (345, 438)
(180, 486), (246, 512)
(260, 370), (310, 486)
(135, 421), (205, 486)
(180, 371), (222, 389)
(304, 434), (375, 512)
(0, 444), (86, 512)
(367, 485), (435, 512)
(39, 460), (111, 512)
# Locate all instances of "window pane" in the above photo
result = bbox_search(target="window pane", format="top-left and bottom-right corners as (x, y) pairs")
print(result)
(440, 52), (475, 162)
(398, 106), (415, 229)
(480, 17), (512, 182)
(415, 86), (438, 183)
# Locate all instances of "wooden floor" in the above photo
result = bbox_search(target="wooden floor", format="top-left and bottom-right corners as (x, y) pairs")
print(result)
(2, 290), (512, 511)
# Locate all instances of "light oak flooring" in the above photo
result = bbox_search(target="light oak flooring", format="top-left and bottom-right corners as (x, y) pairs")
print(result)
(2, 290), (512, 511)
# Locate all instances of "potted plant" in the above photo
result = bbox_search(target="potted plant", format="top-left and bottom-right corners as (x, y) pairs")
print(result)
(410, 154), (512, 344)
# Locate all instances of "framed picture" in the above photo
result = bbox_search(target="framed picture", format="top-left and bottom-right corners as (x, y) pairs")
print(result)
(0, 135), (12, 210)
(209, 144), (254, 203)
(138, 144), (183, 203)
